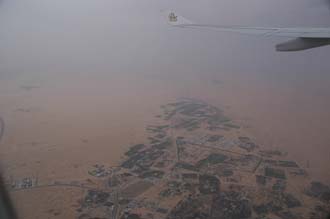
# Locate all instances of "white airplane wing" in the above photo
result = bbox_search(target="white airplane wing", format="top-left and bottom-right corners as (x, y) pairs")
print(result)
(167, 11), (330, 51)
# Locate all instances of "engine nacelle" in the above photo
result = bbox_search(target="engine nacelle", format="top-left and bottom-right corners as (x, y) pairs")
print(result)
(276, 38), (330, 51)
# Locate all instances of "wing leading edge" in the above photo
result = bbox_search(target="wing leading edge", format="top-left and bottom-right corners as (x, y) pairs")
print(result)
(167, 12), (330, 51)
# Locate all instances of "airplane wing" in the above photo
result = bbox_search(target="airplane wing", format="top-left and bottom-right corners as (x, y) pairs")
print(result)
(167, 12), (330, 51)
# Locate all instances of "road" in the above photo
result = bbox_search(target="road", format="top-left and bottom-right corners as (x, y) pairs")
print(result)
(112, 190), (119, 219)
(0, 117), (4, 143)
(9, 182), (97, 192)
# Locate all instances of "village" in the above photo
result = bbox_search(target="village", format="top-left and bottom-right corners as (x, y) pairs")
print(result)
(7, 99), (330, 219)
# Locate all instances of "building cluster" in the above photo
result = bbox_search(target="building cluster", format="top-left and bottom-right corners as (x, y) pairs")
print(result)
(76, 99), (330, 219)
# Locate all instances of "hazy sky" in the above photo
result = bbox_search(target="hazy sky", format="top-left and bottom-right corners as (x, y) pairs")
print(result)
(1, 0), (330, 82)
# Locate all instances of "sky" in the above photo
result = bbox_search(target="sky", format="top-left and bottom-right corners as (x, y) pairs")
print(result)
(1, 0), (330, 81)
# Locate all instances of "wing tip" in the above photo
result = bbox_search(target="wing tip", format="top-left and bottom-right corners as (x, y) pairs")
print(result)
(162, 10), (192, 26)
